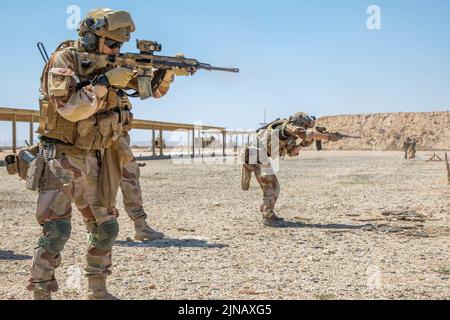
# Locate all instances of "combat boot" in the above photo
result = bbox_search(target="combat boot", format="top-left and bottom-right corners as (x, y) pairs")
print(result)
(33, 290), (52, 300)
(85, 275), (119, 300)
(134, 217), (164, 241)
(261, 212), (285, 228)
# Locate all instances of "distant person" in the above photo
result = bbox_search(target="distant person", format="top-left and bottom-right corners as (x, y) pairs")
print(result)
(403, 137), (417, 159)
(403, 137), (412, 159)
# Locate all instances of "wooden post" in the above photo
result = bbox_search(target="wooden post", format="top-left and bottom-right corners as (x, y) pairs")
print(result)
(198, 130), (201, 156)
(187, 130), (190, 155)
(29, 115), (34, 146)
(192, 129), (195, 158)
(159, 128), (163, 156)
(12, 114), (17, 154)
(222, 131), (226, 157)
(152, 128), (156, 156)
(445, 152), (449, 183)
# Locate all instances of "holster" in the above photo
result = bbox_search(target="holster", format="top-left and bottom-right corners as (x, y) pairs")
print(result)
(241, 164), (255, 191)
(26, 154), (45, 191)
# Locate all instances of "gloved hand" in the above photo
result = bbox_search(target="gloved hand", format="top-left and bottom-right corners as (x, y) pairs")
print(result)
(328, 133), (341, 142)
(173, 53), (195, 76)
(105, 67), (135, 88)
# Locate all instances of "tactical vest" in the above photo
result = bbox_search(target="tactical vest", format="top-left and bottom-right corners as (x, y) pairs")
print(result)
(37, 41), (78, 144)
(255, 119), (298, 158)
(37, 41), (133, 150)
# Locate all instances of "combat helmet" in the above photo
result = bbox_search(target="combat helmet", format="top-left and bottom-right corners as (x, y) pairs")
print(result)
(289, 112), (316, 128)
(77, 8), (136, 52)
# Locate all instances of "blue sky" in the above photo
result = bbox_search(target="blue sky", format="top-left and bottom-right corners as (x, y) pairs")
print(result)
(0, 0), (449, 144)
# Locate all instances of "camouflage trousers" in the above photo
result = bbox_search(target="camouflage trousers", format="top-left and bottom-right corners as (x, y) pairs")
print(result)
(407, 147), (416, 159)
(119, 134), (147, 222)
(246, 164), (281, 218)
(120, 159), (147, 221)
(28, 148), (119, 293)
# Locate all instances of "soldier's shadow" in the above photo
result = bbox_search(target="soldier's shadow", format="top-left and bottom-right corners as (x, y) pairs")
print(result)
(0, 250), (32, 261)
(115, 238), (228, 249)
(279, 220), (373, 230)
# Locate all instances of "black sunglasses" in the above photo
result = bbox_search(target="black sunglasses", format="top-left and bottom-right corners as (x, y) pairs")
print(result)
(104, 38), (123, 49)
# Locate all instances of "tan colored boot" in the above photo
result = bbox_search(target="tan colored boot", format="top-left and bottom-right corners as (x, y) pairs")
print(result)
(33, 290), (52, 300)
(134, 217), (164, 241)
(85, 275), (119, 300)
(261, 212), (285, 228)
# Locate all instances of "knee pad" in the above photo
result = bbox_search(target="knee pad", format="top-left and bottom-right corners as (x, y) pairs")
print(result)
(94, 220), (119, 251)
(39, 220), (72, 256)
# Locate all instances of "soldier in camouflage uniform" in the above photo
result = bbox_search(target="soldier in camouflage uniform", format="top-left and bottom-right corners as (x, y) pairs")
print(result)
(403, 137), (412, 159)
(241, 113), (341, 227)
(409, 138), (417, 159)
(28, 8), (188, 300)
(403, 137), (417, 159)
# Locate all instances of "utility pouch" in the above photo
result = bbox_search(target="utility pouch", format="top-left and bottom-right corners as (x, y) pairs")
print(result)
(76, 116), (97, 150)
(26, 154), (45, 191)
(121, 110), (133, 132)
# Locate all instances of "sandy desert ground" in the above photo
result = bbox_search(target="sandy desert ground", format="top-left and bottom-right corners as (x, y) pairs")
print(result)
(0, 150), (449, 300)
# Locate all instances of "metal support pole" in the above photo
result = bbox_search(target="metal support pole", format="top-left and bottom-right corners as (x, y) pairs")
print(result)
(222, 131), (226, 157)
(198, 130), (201, 156)
(12, 114), (17, 154)
(159, 128), (163, 156)
(192, 129), (195, 158)
(152, 129), (156, 156)
(29, 115), (34, 146)
(187, 130), (190, 155)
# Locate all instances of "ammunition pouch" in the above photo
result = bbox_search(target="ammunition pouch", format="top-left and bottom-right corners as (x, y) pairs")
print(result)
(37, 98), (78, 144)
(74, 109), (133, 150)
(26, 154), (45, 191)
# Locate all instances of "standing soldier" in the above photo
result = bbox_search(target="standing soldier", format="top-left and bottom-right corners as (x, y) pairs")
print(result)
(28, 8), (188, 300)
(241, 113), (341, 227)
(409, 138), (418, 159)
(403, 137), (412, 159)
(403, 137), (417, 159)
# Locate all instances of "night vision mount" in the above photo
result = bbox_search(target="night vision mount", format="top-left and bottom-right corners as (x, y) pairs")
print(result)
(136, 40), (162, 54)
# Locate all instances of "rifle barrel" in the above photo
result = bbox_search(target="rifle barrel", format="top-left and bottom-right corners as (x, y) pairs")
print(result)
(209, 66), (240, 73)
(198, 62), (239, 73)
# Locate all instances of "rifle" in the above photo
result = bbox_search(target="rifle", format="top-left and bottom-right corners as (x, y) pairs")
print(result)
(76, 39), (240, 100)
(315, 126), (361, 151)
